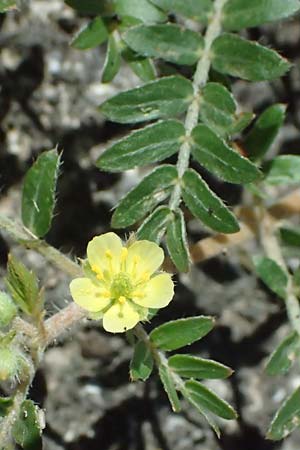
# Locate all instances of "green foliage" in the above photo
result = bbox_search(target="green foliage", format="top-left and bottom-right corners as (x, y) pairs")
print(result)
(169, 355), (233, 379)
(253, 257), (288, 300)
(166, 209), (190, 272)
(102, 34), (121, 83)
(124, 24), (204, 66)
(115, 0), (166, 23)
(0, 397), (13, 417)
(65, 0), (113, 14)
(212, 34), (291, 81)
(267, 387), (300, 440)
(112, 165), (177, 228)
(280, 227), (300, 247)
(191, 124), (261, 184)
(150, 316), (214, 351)
(265, 155), (300, 185)
(5, 255), (40, 316)
(100, 75), (193, 123)
(0, 292), (17, 328)
(0, 0), (16, 12)
(223, 0), (300, 31)
(12, 400), (43, 450)
(137, 206), (172, 243)
(130, 340), (153, 381)
(71, 17), (108, 50)
(22, 149), (60, 238)
(97, 120), (185, 171)
(182, 169), (240, 233)
(158, 364), (181, 412)
(266, 332), (300, 376)
(149, 0), (213, 23)
(184, 380), (238, 420)
(245, 104), (286, 161)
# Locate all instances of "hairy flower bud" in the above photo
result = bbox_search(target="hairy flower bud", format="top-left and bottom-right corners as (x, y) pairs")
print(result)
(0, 292), (17, 328)
(0, 346), (23, 381)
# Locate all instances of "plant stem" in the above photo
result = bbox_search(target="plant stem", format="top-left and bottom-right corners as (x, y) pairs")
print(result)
(260, 212), (300, 337)
(169, 0), (227, 210)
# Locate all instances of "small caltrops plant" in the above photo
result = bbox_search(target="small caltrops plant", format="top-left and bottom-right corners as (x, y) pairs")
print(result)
(1, 0), (300, 447)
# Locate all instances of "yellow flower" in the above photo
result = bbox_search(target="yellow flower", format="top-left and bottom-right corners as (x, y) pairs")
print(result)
(70, 233), (174, 333)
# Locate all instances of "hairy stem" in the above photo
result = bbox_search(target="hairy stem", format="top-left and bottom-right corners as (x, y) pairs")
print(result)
(169, 0), (227, 209)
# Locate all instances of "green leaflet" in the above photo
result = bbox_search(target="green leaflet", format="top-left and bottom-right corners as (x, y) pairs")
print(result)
(71, 17), (108, 50)
(124, 24), (204, 66)
(280, 227), (300, 247)
(266, 332), (300, 376)
(150, 316), (215, 351)
(199, 82), (237, 137)
(191, 124), (260, 184)
(0, 0), (16, 12)
(100, 75), (193, 124)
(5, 254), (40, 316)
(97, 120), (185, 171)
(130, 341), (153, 381)
(182, 169), (240, 234)
(267, 387), (300, 440)
(102, 34), (121, 83)
(137, 206), (172, 243)
(122, 47), (156, 82)
(22, 149), (60, 238)
(0, 397), (13, 416)
(212, 34), (291, 81)
(65, 0), (113, 14)
(111, 165), (177, 228)
(184, 380), (237, 420)
(159, 364), (181, 412)
(166, 209), (190, 272)
(115, 0), (166, 23)
(245, 104), (286, 161)
(253, 256), (288, 300)
(223, 0), (300, 31)
(169, 355), (233, 379)
(150, 0), (213, 23)
(12, 400), (43, 450)
(264, 155), (300, 185)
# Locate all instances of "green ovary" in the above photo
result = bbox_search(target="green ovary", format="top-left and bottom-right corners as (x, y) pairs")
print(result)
(110, 272), (133, 299)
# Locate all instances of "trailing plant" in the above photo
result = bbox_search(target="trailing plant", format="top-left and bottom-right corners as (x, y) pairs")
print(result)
(1, 0), (300, 447)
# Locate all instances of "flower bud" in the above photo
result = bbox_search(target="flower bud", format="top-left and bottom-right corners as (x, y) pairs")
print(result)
(0, 346), (23, 381)
(0, 292), (17, 328)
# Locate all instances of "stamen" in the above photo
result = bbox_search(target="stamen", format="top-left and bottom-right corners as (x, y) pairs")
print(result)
(132, 291), (145, 299)
(121, 248), (128, 271)
(141, 271), (150, 282)
(118, 296), (126, 304)
(91, 264), (104, 280)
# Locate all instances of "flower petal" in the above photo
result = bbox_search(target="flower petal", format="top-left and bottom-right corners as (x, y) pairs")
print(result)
(70, 278), (111, 312)
(87, 233), (123, 275)
(133, 273), (174, 308)
(103, 301), (140, 333)
(126, 241), (164, 280)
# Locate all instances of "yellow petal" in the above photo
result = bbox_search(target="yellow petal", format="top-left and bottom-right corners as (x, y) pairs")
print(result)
(102, 301), (140, 333)
(133, 273), (174, 308)
(126, 241), (164, 280)
(87, 233), (123, 275)
(70, 278), (111, 312)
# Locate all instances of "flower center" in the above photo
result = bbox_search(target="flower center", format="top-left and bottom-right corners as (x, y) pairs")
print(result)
(110, 272), (133, 300)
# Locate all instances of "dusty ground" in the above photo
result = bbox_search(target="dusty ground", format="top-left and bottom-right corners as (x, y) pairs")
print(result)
(1, 2), (300, 449)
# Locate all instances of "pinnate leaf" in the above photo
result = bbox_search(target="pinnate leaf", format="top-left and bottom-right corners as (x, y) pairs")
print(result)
(265, 155), (300, 185)
(115, 0), (166, 23)
(102, 34), (121, 83)
(150, 0), (213, 23)
(159, 364), (181, 412)
(130, 341), (153, 381)
(71, 17), (108, 50)
(253, 256), (288, 299)
(12, 400), (43, 450)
